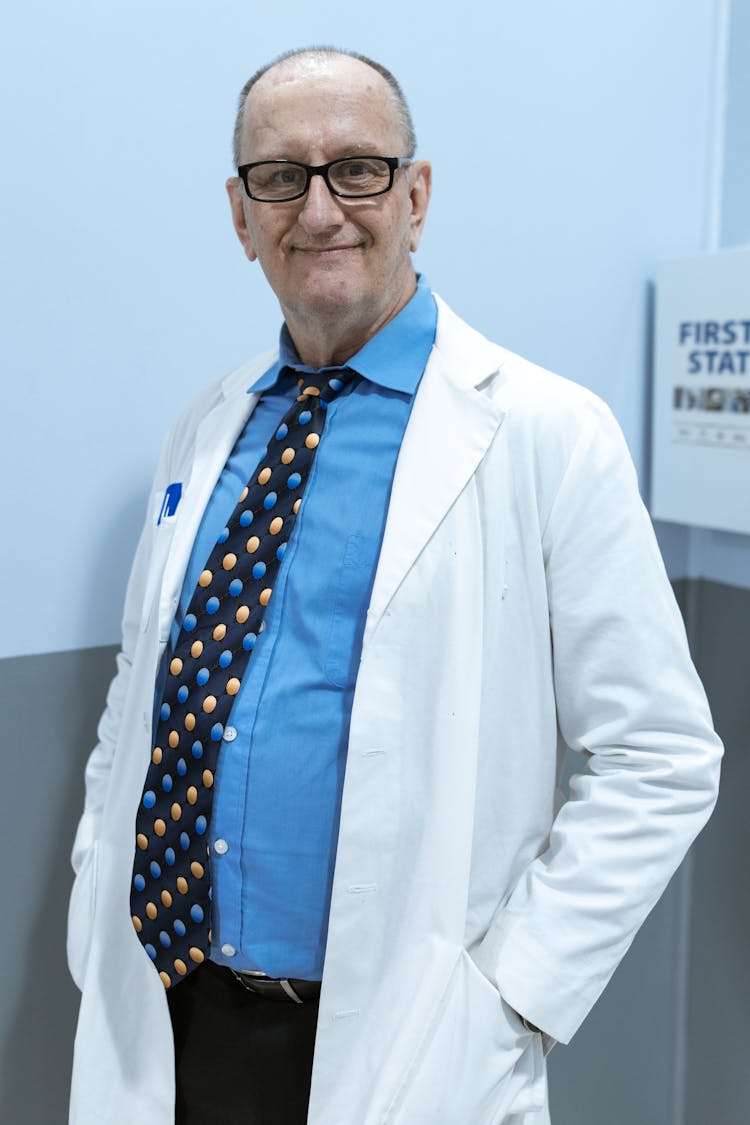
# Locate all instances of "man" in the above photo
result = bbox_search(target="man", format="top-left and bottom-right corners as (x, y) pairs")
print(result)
(67, 46), (722, 1125)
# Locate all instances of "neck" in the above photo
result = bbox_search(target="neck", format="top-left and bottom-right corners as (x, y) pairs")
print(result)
(281, 275), (418, 368)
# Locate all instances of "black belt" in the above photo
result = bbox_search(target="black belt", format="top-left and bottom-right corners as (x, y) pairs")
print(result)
(228, 968), (321, 1004)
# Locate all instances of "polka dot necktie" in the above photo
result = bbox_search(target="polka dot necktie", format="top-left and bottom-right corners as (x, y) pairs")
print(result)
(130, 367), (355, 989)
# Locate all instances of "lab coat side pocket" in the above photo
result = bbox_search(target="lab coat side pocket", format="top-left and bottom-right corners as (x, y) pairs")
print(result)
(66, 840), (99, 991)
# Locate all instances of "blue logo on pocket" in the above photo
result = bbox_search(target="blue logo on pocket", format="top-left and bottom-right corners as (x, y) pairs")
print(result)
(157, 482), (182, 525)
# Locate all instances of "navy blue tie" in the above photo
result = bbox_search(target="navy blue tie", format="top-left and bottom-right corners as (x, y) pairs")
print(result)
(130, 367), (355, 988)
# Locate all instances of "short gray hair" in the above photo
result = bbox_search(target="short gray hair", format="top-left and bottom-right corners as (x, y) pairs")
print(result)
(232, 46), (417, 168)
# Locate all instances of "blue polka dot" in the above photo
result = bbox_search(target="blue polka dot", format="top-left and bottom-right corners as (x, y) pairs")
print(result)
(177, 685), (189, 704)
(180, 832), (190, 850)
(190, 905), (204, 923)
(298, 410), (312, 424)
(210, 723), (224, 742)
(275, 423), (288, 440)
(196, 667), (210, 686)
(191, 741), (204, 759)
(287, 472), (302, 489)
(161, 774), (173, 793)
(176, 757), (188, 776)
(229, 578), (243, 596)
(252, 561), (266, 579)
(143, 790), (156, 809)
(173, 919), (186, 936)
(319, 399), (328, 412)
(164, 848), (176, 866)
(195, 816), (208, 835)
(145, 943), (157, 960)
(133, 874), (146, 892)
(217, 527), (230, 544)
(159, 931), (171, 948)
(206, 596), (220, 614)
(150, 861), (161, 878)
(160, 703), (171, 721)
(219, 650), (233, 668)
(263, 491), (277, 510)
(239, 510), (253, 527)
(243, 632), (257, 651)
(276, 542), (287, 561)
(329, 377), (344, 392)
(183, 613), (197, 632)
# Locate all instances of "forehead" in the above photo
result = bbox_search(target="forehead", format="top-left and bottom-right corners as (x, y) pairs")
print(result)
(240, 56), (404, 161)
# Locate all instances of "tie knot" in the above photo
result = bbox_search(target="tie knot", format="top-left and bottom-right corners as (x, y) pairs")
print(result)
(286, 366), (356, 404)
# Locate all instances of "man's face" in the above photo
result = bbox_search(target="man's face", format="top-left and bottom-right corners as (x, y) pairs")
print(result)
(227, 56), (431, 354)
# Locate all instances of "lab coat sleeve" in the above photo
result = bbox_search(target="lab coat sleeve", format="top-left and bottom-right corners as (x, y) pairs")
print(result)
(475, 397), (722, 1044)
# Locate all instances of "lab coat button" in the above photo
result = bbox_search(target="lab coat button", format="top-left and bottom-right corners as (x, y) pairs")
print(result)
(221, 943), (236, 957)
(214, 839), (229, 855)
(223, 726), (237, 742)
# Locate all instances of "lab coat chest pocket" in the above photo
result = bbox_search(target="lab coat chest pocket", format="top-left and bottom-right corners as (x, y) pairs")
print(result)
(388, 949), (545, 1125)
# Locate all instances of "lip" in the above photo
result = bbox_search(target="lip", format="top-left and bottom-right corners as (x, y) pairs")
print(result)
(292, 244), (364, 255)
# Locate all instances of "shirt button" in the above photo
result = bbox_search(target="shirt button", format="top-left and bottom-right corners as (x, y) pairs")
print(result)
(221, 943), (236, 957)
(223, 726), (237, 742)
(214, 839), (229, 855)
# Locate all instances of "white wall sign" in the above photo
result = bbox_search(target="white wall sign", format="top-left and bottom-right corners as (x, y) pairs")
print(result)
(651, 247), (750, 534)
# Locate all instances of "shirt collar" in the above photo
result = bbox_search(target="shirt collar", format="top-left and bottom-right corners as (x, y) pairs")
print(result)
(249, 275), (437, 396)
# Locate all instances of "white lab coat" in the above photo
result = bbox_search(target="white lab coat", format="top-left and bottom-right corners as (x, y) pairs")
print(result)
(68, 297), (721, 1125)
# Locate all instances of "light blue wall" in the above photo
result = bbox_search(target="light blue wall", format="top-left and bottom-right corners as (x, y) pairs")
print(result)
(0, 0), (727, 657)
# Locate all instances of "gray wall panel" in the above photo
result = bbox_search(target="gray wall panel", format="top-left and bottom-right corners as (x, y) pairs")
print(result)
(0, 646), (118, 1125)
(684, 581), (750, 1125)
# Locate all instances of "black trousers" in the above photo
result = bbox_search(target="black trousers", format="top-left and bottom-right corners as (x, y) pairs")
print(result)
(167, 961), (319, 1125)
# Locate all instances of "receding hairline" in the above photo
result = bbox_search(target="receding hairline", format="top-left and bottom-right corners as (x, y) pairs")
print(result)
(232, 46), (417, 167)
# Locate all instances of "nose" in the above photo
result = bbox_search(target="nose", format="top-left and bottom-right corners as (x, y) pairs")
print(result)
(296, 173), (346, 235)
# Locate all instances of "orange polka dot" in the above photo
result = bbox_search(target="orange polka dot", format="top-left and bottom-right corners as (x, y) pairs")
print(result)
(198, 570), (212, 588)
(146, 902), (158, 920)
(305, 433), (320, 449)
(154, 818), (167, 837)
(161, 890), (173, 908)
(170, 658), (183, 676)
(259, 588), (272, 606)
(189, 947), (205, 964)
(269, 517), (284, 535)
(132, 915), (142, 933)
(235, 606), (250, 624)
(171, 802), (182, 821)
(187, 786), (198, 805)
(168, 730), (179, 749)
(213, 624), (227, 642)
(281, 448), (295, 464)
(174, 959), (187, 976)
(226, 678), (241, 697)
(302, 385), (320, 397)
(292, 499), (302, 514)
(258, 467), (272, 485)
(152, 747), (163, 765)
(177, 877), (189, 894)
(190, 862), (205, 879)
(222, 553), (237, 571)
(246, 536), (260, 553)
(136, 833), (148, 850)
(202, 696), (217, 714)
(239, 487), (249, 503)
(159, 971), (172, 989)
(202, 769), (214, 788)
(185, 713), (196, 732)
(191, 641), (204, 659)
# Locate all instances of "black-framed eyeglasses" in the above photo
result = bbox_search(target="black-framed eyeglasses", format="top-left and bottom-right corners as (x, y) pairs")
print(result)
(237, 156), (409, 202)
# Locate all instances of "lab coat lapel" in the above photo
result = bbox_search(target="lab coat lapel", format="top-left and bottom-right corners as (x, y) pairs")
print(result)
(363, 306), (506, 644)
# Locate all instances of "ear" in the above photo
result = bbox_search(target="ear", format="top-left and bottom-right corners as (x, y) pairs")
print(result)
(407, 160), (432, 253)
(226, 177), (258, 262)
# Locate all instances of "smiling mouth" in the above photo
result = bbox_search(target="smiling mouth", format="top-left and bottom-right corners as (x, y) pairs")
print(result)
(293, 244), (363, 255)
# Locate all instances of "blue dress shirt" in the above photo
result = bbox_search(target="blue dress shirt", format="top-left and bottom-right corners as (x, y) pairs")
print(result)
(168, 277), (436, 979)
